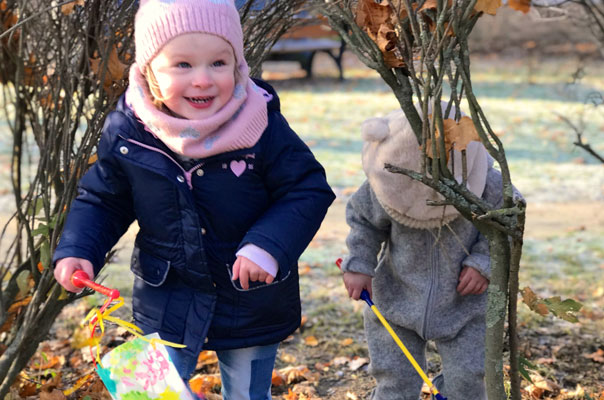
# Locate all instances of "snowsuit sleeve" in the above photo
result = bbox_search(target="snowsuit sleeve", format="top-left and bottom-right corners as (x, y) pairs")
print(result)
(341, 180), (391, 277)
(52, 113), (136, 275)
(461, 166), (523, 280)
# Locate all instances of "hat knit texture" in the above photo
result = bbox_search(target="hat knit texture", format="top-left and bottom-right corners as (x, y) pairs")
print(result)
(361, 102), (489, 229)
(134, 0), (244, 71)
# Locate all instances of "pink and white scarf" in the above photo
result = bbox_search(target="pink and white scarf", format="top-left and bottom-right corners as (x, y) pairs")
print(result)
(125, 62), (269, 159)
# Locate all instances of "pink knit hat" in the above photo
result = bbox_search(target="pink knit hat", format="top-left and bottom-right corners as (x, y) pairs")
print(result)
(134, 0), (244, 72)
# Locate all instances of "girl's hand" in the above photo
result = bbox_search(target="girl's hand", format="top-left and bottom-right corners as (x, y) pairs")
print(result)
(457, 266), (489, 296)
(232, 256), (275, 290)
(54, 257), (95, 293)
(342, 271), (372, 301)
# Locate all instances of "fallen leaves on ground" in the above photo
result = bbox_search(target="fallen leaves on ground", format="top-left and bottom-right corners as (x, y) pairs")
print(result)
(583, 348), (604, 363)
(13, 254), (604, 400)
(304, 336), (319, 347)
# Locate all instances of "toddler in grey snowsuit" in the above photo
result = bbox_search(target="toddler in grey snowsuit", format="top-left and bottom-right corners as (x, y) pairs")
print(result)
(341, 105), (502, 400)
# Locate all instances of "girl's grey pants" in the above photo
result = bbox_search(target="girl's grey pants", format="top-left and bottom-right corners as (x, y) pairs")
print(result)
(364, 307), (487, 400)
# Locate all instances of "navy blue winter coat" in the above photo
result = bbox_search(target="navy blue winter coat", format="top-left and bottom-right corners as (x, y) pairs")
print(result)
(53, 80), (335, 360)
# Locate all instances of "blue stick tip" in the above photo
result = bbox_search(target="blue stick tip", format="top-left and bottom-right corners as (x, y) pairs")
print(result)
(435, 394), (447, 400)
(360, 289), (373, 305)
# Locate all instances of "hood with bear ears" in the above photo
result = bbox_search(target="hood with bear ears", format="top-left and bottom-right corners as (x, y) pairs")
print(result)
(361, 102), (490, 229)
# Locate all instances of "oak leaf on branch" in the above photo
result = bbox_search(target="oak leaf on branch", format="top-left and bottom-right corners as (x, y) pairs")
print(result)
(355, 0), (391, 29)
(508, 0), (531, 13)
(474, 0), (502, 15)
(61, 0), (85, 16)
(426, 116), (481, 159)
(356, 0), (406, 68)
(89, 46), (128, 96)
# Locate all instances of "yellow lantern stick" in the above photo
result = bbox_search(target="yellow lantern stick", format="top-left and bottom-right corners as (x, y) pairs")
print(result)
(336, 258), (447, 400)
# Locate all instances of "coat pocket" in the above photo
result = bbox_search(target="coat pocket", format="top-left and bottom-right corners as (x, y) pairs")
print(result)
(130, 246), (171, 287)
(225, 262), (290, 292)
(130, 247), (172, 330)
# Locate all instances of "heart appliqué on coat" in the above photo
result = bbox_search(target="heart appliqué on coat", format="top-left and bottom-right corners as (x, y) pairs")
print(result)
(230, 160), (246, 177)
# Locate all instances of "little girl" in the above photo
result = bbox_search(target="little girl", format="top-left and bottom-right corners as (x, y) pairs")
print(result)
(53, 0), (335, 399)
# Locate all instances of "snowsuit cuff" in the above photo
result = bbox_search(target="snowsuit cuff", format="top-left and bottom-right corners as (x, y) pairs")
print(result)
(462, 253), (491, 280)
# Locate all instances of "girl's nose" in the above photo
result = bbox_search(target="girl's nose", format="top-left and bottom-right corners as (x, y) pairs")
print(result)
(192, 69), (212, 88)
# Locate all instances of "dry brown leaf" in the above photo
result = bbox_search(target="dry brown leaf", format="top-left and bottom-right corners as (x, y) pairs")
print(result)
(304, 336), (319, 347)
(376, 23), (396, 53)
(382, 50), (405, 68)
(16, 374), (38, 397)
(584, 349), (604, 363)
(1, 5), (19, 49)
(427, 116), (481, 159)
(40, 373), (65, 399)
(332, 356), (351, 366)
(39, 92), (61, 111)
(40, 389), (67, 400)
(341, 338), (354, 346)
(278, 366), (313, 385)
(285, 388), (299, 400)
(444, 116), (481, 151)
(521, 287), (550, 316)
(280, 352), (297, 364)
(196, 350), (218, 367)
(89, 46), (128, 95)
(34, 355), (64, 370)
(474, 0), (502, 15)
(355, 0), (405, 68)
(189, 373), (221, 396)
(88, 153), (98, 165)
(356, 0), (391, 28)
(508, 0), (531, 13)
(346, 391), (359, 400)
(271, 370), (285, 386)
(299, 264), (311, 275)
(348, 356), (369, 371)
(560, 385), (585, 398)
(419, 0), (438, 12)
(532, 375), (559, 392)
(80, 378), (112, 398)
(7, 295), (32, 313)
(61, 0), (85, 16)
(535, 303), (549, 316)
(314, 361), (330, 371)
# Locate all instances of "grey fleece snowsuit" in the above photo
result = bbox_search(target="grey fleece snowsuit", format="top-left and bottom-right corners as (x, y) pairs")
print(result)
(342, 167), (504, 400)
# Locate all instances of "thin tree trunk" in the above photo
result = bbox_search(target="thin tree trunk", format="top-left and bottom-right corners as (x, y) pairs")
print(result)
(484, 229), (511, 400)
(508, 238), (523, 400)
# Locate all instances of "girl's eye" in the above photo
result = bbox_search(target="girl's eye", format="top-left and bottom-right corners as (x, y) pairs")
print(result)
(177, 62), (191, 68)
(212, 60), (226, 67)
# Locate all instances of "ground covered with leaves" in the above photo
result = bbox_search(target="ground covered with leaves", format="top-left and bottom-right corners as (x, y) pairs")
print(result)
(10, 251), (604, 400)
(11, 200), (604, 400)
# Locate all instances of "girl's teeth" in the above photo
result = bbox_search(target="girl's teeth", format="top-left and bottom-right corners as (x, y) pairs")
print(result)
(189, 97), (211, 103)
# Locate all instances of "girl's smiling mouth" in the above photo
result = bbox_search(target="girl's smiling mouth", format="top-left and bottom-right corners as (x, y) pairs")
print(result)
(186, 96), (214, 109)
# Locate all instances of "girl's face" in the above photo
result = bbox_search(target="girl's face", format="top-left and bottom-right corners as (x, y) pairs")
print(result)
(149, 32), (237, 120)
